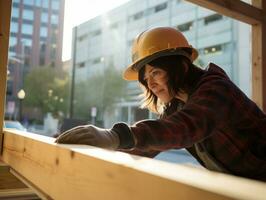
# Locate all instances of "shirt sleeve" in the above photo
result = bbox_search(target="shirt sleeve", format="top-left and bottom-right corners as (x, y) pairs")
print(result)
(130, 78), (235, 152)
(111, 122), (160, 158)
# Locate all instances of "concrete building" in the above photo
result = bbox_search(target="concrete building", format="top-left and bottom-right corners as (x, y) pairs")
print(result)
(6, 0), (65, 119)
(72, 0), (251, 127)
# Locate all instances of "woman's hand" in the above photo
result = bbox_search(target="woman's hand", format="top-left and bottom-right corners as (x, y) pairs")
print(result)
(55, 125), (120, 150)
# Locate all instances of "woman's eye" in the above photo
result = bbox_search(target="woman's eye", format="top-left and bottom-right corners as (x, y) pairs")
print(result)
(152, 70), (161, 77)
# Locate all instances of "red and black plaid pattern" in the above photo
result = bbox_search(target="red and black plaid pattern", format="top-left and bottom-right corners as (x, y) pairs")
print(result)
(128, 63), (266, 181)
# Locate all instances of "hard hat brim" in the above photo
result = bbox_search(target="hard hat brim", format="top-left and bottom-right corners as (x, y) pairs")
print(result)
(123, 47), (198, 81)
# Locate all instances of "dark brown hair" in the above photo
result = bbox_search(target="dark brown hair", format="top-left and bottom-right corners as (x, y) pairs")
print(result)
(138, 55), (204, 113)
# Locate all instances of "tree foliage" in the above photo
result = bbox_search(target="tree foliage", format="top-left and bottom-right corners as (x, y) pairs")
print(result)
(74, 66), (126, 120)
(24, 66), (70, 118)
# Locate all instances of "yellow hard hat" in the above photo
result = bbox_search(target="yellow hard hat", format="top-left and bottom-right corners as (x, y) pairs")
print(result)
(123, 27), (198, 81)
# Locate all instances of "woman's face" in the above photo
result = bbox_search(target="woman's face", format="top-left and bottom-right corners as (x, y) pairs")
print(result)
(144, 64), (173, 103)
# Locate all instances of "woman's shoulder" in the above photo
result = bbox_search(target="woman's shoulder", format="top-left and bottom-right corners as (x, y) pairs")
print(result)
(205, 63), (230, 79)
(196, 63), (233, 88)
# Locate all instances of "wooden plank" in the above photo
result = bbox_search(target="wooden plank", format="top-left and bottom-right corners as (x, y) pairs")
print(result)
(185, 0), (264, 25)
(0, 167), (27, 190)
(0, 161), (43, 199)
(0, 188), (40, 199)
(0, 161), (41, 199)
(1, 130), (266, 200)
(0, 0), (12, 153)
(252, 24), (266, 110)
(0, 160), (9, 173)
(10, 169), (50, 200)
(252, 0), (266, 110)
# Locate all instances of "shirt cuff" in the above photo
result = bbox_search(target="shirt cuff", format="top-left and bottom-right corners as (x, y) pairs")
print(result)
(111, 122), (135, 149)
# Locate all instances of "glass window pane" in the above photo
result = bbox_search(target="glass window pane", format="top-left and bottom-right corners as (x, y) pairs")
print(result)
(35, 0), (41, 7)
(42, 0), (49, 8)
(10, 22), (18, 33)
(177, 21), (193, 32)
(21, 24), (33, 34)
(51, 14), (58, 24)
(40, 26), (48, 37)
(24, 0), (34, 5)
(52, 1), (60, 10)
(41, 12), (48, 23)
(11, 7), (19, 18)
(22, 9), (34, 20)
(9, 37), (17, 47)
(22, 38), (32, 47)
(155, 2), (167, 12)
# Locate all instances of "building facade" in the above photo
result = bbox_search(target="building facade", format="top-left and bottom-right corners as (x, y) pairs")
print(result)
(6, 0), (65, 119)
(72, 0), (251, 127)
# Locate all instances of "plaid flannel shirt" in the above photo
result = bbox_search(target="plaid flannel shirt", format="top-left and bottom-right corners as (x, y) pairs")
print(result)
(113, 63), (266, 181)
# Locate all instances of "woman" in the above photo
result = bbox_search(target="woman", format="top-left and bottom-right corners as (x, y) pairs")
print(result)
(56, 27), (266, 181)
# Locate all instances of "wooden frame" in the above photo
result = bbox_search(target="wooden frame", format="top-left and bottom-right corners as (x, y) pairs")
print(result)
(0, 0), (11, 152)
(251, 0), (266, 110)
(187, 0), (263, 24)
(0, 0), (266, 199)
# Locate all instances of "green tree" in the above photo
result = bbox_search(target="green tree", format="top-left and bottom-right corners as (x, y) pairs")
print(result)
(74, 66), (126, 121)
(24, 65), (70, 119)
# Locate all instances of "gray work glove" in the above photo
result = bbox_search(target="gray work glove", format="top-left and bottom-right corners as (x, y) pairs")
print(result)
(55, 125), (120, 150)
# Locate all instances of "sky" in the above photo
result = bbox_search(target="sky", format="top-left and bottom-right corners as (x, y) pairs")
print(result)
(62, 0), (130, 61)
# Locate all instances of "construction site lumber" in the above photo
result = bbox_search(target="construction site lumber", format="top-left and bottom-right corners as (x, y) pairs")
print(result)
(1, 130), (265, 200)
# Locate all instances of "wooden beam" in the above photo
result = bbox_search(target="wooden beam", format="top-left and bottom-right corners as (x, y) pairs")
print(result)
(185, 0), (264, 25)
(0, 160), (41, 199)
(10, 168), (49, 199)
(0, 188), (40, 199)
(252, 1), (266, 110)
(1, 130), (266, 200)
(0, 0), (12, 153)
(252, 23), (266, 110)
(0, 164), (26, 190)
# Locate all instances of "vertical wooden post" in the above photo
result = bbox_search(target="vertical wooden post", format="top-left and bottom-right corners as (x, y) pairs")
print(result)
(0, 0), (12, 152)
(252, 0), (266, 111)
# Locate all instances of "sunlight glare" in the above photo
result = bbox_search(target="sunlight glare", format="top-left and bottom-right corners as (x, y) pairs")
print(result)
(63, 0), (130, 61)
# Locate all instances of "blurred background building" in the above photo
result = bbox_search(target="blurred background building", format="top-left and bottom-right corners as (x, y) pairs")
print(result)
(6, 0), (65, 120)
